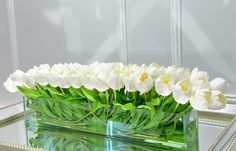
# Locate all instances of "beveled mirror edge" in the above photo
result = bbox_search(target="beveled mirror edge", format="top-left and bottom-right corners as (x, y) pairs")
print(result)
(0, 103), (24, 128)
(209, 117), (236, 151)
(0, 141), (46, 151)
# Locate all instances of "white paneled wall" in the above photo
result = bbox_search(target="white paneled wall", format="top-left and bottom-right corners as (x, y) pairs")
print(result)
(127, 0), (171, 65)
(0, 0), (236, 107)
(0, 0), (20, 107)
(13, 0), (121, 70)
(1, 0), (124, 107)
(182, 0), (236, 95)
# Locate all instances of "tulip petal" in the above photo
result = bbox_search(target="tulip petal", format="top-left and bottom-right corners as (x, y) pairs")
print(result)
(210, 77), (229, 93)
(173, 79), (192, 104)
(190, 89), (211, 110)
(3, 78), (18, 93)
(155, 75), (174, 96)
(208, 90), (226, 110)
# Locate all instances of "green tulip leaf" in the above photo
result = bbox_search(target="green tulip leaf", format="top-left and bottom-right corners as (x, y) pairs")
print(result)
(137, 105), (151, 111)
(81, 87), (100, 102)
(121, 103), (135, 111)
(98, 92), (107, 104)
(17, 86), (41, 98)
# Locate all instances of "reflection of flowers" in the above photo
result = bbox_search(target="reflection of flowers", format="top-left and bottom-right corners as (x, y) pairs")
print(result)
(4, 62), (228, 110)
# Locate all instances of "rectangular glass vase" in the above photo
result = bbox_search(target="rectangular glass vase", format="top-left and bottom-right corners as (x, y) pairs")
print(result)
(24, 96), (198, 151)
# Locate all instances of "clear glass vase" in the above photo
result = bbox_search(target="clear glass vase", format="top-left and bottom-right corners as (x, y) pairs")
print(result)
(24, 96), (198, 151)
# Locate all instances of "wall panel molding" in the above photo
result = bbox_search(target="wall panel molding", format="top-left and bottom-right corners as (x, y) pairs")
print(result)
(6, 0), (19, 70)
(170, 0), (183, 66)
(119, 0), (128, 64)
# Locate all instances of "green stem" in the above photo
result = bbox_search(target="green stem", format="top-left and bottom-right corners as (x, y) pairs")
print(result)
(164, 104), (192, 126)
(59, 87), (65, 94)
(144, 93), (147, 102)
(159, 103), (180, 126)
(108, 106), (116, 117)
(180, 104), (192, 114)
(76, 112), (94, 122)
(133, 91), (139, 106)
(113, 90), (117, 101)
(106, 91), (110, 119)
(174, 103), (180, 112)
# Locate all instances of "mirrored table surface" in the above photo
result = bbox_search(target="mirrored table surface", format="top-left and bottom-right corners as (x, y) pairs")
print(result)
(0, 102), (236, 151)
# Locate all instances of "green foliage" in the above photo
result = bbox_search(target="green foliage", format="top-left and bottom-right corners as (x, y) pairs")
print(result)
(17, 86), (41, 98)
(23, 84), (196, 150)
(81, 86), (100, 102)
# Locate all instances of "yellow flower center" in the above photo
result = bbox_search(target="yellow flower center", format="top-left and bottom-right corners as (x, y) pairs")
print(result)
(198, 76), (207, 82)
(204, 91), (212, 105)
(151, 63), (160, 68)
(112, 69), (120, 75)
(140, 72), (148, 82)
(160, 75), (172, 84)
(218, 94), (226, 104)
(69, 70), (77, 75)
(180, 80), (190, 92)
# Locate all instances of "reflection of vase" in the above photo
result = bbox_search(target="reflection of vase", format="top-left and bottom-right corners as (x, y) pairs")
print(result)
(24, 97), (198, 151)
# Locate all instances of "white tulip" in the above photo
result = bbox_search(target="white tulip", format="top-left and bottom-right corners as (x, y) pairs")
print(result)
(136, 72), (153, 94)
(9, 70), (26, 86)
(57, 75), (71, 88)
(81, 71), (109, 92)
(8, 69), (37, 89)
(90, 62), (112, 75)
(23, 77), (36, 89)
(51, 63), (64, 75)
(3, 78), (18, 93)
(89, 61), (100, 70)
(173, 79), (192, 104)
(68, 63), (82, 71)
(25, 69), (39, 88)
(208, 90), (226, 110)
(61, 65), (82, 88)
(147, 63), (165, 79)
(191, 68), (210, 91)
(165, 65), (190, 82)
(45, 72), (70, 88)
(210, 77), (229, 93)
(25, 69), (37, 80)
(176, 68), (190, 81)
(33, 70), (50, 86)
(46, 73), (62, 88)
(66, 75), (81, 88)
(165, 65), (179, 79)
(190, 89), (212, 110)
(38, 64), (51, 71)
(122, 73), (137, 92)
(155, 74), (175, 96)
(81, 76), (95, 90)
(3, 62), (228, 113)
(111, 62), (124, 68)
(107, 69), (124, 90)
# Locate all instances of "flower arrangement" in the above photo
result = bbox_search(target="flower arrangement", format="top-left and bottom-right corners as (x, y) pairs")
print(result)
(4, 62), (229, 150)
(4, 62), (228, 111)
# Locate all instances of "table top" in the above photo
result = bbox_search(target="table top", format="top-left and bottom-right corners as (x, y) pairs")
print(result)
(0, 102), (236, 151)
